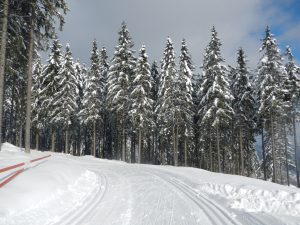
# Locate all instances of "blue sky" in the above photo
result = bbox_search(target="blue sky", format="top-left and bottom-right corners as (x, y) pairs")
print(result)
(263, 0), (300, 62)
(50, 0), (300, 70)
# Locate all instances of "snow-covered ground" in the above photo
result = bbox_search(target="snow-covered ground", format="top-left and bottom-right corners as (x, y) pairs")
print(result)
(0, 143), (300, 225)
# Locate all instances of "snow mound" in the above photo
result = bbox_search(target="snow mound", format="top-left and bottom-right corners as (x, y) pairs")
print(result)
(1, 142), (23, 152)
(0, 170), (99, 225)
(199, 183), (300, 217)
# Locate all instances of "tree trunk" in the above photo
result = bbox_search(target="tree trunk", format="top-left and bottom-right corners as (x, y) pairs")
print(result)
(173, 125), (178, 166)
(0, 0), (8, 151)
(24, 11), (34, 153)
(216, 124), (221, 172)
(51, 130), (55, 152)
(271, 114), (276, 183)
(184, 136), (187, 167)
(152, 131), (155, 164)
(262, 127), (267, 180)
(293, 114), (300, 187)
(65, 128), (69, 154)
(209, 129), (213, 171)
(138, 129), (142, 164)
(131, 132), (136, 163)
(19, 124), (23, 148)
(102, 118), (106, 158)
(240, 127), (244, 176)
(176, 126), (179, 166)
(122, 122), (125, 161)
(161, 137), (165, 165)
(279, 158), (283, 185)
(36, 130), (39, 150)
(284, 125), (290, 186)
(93, 120), (96, 157)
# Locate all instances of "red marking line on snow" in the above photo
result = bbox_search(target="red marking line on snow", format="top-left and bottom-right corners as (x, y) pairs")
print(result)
(0, 168), (25, 188)
(0, 162), (25, 173)
(30, 155), (51, 163)
(0, 154), (51, 188)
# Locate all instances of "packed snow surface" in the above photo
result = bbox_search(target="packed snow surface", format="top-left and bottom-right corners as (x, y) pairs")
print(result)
(0, 143), (300, 225)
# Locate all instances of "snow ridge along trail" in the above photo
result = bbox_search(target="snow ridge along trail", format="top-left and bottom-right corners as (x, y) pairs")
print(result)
(169, 178), (240, 225)
(1, 144), (300, 225)
(140, 168), (240, 225)
(53, 171), (107, 225)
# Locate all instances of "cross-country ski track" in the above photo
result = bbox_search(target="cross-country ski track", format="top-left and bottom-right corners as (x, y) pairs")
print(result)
(0, 143), (300, 225)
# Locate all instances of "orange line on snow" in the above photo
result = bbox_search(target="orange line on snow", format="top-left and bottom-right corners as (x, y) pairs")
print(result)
(0, 154), (51, 188)
(0, 162), (25, 173)
(0, 168), (25, 188)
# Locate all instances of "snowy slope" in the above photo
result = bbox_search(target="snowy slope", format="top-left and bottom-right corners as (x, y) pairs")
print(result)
(0, 143), (300, 225)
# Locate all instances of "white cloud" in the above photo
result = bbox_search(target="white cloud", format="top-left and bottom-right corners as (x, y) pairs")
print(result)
(53, 0), (295, 71)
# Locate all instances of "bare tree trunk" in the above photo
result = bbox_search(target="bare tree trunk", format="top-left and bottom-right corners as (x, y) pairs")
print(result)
(216, 124), (221, 172)
(279, 158), (283, 185)
(293, 114), (300, 187)
(184, 136), (187, 167)
(271, 114), (276, 183)
(93, 120), (96, 157)
(262, 127), (267, 180)
(240, 127), (244, 176)
(152, 131), (155, 163)
(102, 118), (106, 158)
(176, 126), (179, 166)
(19, 124), (23, 148)
(173, 125), (178, 166)
(122, 122), (125, 161)
(51, 130), (55, 152)
(36, 130), (39, 150)
(25, 12), (34, 153)
(209, 129), (213, 171)
(161, 137), (165, 165)
(131, 132), (136, 163)
(284, 125), (290, 186)
(0, 0), (9, 151)
(138, 129), (142, 164)
(65, 127), (69, 154)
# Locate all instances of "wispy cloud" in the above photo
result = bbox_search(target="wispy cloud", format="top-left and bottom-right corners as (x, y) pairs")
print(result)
(51, 0), (300, 70)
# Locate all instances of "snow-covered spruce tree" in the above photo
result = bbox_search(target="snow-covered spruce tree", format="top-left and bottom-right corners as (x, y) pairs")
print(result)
(231, 48), (257, 176)
(50, 44), (78, 154)
(129, 45), (153, 164)
(1, 0), (31, 147)
(73, 60), (87, 156)
(16, 0), (68, 153)
(255, 26), (290, 183)
(178, 39), (194, 166)
(31, 53), (44, 150)
(150, 61), (160, 107)
(192, 71), (203, 168)
(150, 61), (160, 164)
(107, 22), (136, 161)
(80, 40), (102, 157)
(285, 46), (300, 187)
(198, 27), (234, 173)
(156, 37), (178, 165)
(40, 39), (63, 152)
(99, 46), (110, 158)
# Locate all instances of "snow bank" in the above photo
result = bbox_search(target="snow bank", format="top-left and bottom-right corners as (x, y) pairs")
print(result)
(151, 165), (300, 219)
(199, 183), (300, 217)
(0, 143), (100, 225)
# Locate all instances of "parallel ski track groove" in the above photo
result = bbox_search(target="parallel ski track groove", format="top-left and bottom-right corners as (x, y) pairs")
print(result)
(53, 171), (107, 225)
(171, 177), (270, 225)
(173, 179), (268, 225)
(170, 178), (239, 225)
(144, 168), (240, 225)
(172, 178), (241, 224)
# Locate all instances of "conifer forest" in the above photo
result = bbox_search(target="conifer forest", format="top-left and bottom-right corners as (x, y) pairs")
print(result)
(1, 0), (300, 188)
